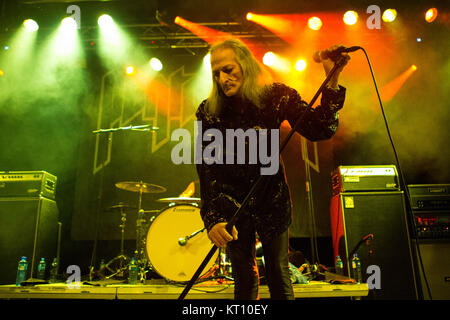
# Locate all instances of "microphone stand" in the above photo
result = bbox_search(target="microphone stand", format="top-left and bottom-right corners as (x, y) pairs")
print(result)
(178, 56), (349, 300)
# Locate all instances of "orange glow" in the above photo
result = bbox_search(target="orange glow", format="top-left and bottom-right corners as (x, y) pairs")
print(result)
(174, 16), (230, 45)
(130, 69), (182, 118)
(380, 65), (418, 102)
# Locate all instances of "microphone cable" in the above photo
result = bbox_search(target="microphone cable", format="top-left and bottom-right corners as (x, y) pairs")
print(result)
(359, 47), (432, 300)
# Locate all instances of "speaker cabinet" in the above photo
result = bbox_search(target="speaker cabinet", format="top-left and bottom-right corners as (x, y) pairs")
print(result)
(330, 191), (419, 299)
(415, 240), (450, 300)
(0, 197), (59, 284)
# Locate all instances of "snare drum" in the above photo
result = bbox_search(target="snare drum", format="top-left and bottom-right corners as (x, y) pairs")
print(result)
(146, 204), (218, 282)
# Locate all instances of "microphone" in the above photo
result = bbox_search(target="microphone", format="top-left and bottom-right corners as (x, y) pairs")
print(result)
(313, 46), (361, 63)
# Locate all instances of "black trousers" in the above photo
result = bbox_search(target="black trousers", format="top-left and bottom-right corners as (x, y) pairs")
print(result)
(226, 220), (294, 300)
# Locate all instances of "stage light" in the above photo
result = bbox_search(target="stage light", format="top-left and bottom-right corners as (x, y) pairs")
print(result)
(411, 65), (417, 71)
(382, 9), (397, 23)
(295, 59), (307, 72)
(203, 53), (211, 68)
(263, 52), (276, 66)
(308, 17), (322, 30)
(150, 58), (163, 71)
(0, 69), (4, 76)
(125, 65), (135, 75)
(3, 46), (9, 50)
(416, 37), (422, 42)
(23, 19), (39, 32)
(343, 11), (358, 25)
(61, 17), (78, 31)
(425, 8), (438, 23)
(246, 12), (253, 21)
(174, 16), (181, 24)
(98, 14), (114, 29)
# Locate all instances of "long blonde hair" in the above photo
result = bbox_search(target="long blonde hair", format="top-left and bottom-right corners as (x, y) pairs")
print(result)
(206, 39), (268, 116)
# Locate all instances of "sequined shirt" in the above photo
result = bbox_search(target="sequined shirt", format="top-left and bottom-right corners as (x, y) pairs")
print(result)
(195, 83), (346, 242)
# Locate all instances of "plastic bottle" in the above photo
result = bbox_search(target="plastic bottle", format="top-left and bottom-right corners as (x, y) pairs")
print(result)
(37, 258), (46, 280)
(16, 256), (28, 286)
(351, 253), (362, 284)
(128, 257), (139, 285)
(335, 255), (344, 275)
(49, 258), (59, 283)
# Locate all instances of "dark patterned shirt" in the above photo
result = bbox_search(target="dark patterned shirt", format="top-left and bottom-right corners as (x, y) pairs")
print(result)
(196, 83), (346, 242)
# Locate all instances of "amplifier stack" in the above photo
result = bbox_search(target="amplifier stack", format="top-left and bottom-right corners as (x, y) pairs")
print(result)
(0, 171), (60, 285)
(330, 165), (419, 300)
(408, 184), (450, 300)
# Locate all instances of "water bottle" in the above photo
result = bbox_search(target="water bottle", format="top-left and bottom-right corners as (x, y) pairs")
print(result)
(128, 257), (138, 285)
(49, 258), (59, 283)
(16, 256), (28, 286)
(335, 255), (343, 275)
(37, 258), (46, 280)
(351, 253), (362, 284)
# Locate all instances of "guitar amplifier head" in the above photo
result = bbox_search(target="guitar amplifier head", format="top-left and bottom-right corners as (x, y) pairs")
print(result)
(0, 171), (57, 199)
(332, 165), (399, 195)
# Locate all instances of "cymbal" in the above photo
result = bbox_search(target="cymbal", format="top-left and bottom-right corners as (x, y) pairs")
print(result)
(115, 181), (167, 194)
(106, 203), (136, 211)
(157, 197), (201, 204)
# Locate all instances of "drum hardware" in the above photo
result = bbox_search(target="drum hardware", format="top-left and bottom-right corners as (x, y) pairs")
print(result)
(157, 197), (201, 205)
(114, 181), (167, 281)
(178, 227), (206, 246)
(104, 203), (130, 279)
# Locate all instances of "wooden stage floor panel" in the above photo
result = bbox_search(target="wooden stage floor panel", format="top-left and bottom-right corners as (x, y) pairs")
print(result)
(0, 281), (369, 300)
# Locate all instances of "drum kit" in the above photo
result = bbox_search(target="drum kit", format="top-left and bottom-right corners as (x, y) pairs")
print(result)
(102, 180), (232, 284)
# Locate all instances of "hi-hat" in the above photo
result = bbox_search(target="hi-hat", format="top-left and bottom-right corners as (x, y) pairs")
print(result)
(157, 197), (201, 204)
(106, 203), (136, 211)
(115, 181), (167, 194)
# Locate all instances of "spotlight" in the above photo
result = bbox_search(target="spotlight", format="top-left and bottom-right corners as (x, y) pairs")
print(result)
(203, 53), (211, 69)
(263, 52), (276, 66)
(382, 9), (397, 22)
(425, 8), (438, 23)
(150, 58), (163, 71)
(343, 11), (358, 25)
(125, 65), (135, 75)
(3, 46), (9, 50)
(0, 69), (4, 77)
(246, 12), (254, 21)
(23, 19), (39, 32)
(308, 17), (322, 30)
(411, 65), (417, 71)
(61, 17), (78, 30)
(295, 59), (307, 72)
(416, 37), (422, 42)
(98, 14), (114, 29)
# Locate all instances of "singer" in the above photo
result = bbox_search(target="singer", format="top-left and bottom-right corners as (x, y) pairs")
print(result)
(195, 39), (350, 300)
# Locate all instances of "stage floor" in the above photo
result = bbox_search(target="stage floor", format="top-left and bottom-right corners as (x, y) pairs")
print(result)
(0, 280), (368, 300)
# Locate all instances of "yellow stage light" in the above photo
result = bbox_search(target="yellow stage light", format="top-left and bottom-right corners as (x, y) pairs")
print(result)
(23, 19), (39, 32)
(246, 12), (253, 21)
(125, 65), (135, 75)
(343, 11), (358, 25)
(382, 9), (397, 23)
(295, 59), (307, 72)
(308, 17), (322, 30)
(263, 52), (276, 66)
(425, 8), (438, 23)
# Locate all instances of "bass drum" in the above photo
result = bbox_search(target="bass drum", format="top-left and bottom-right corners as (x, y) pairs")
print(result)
(146, 204), (218, 282)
